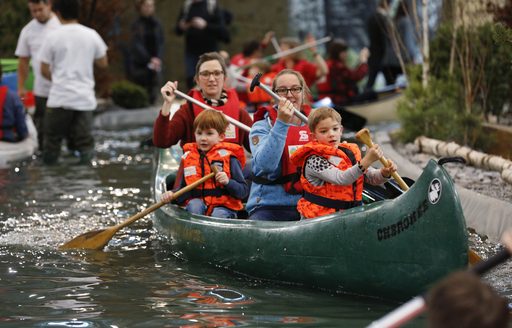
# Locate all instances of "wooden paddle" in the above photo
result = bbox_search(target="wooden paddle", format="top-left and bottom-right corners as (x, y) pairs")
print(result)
(59, 171), (216, 251)
(355, 128), (482, 265)
(355, 128), (409, 191)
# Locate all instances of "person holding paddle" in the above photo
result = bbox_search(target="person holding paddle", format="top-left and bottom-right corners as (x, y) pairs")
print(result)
(291, 107), (396, 219)
(247, 69), (312, 221)
(270, 35), (328, 88)
(161, 110), (248, 218)
(153, 52), (253, 152)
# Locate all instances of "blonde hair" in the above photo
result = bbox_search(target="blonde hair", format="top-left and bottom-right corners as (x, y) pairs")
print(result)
(271, 69), (311, 104)
(307, 107), (341, 131)
(193, 110), (229, 135)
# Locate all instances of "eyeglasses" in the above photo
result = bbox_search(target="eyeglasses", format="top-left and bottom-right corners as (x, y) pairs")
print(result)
(198, 70), (224, 79)
(274, 86), (303, 96)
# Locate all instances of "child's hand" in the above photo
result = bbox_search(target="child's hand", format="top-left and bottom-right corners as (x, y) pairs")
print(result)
(360, 144), (383, 168)
(215, 172), (229, 185)
(380, 160), (397, 178)
(161, 190), (174, 203)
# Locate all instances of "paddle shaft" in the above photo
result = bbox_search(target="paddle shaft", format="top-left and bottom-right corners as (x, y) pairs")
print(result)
(171, 89), (251, 132)
(366, 249), (511, 328)
(355, 129), (409, 191)
(112, 172), (216, 232)
(236, 36), (332, 70)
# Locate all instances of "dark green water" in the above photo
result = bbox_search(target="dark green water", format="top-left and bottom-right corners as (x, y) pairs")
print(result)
(0, 124), (509, 327)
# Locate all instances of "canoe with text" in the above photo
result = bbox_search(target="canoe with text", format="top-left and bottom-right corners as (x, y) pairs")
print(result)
(151, 147), (468, 300)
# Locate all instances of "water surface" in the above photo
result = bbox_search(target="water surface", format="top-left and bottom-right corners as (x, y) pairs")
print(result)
(0, 124), (510, 327)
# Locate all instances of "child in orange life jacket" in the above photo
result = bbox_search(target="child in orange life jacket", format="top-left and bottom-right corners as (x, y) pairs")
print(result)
(290, 107), (397, 219)
(161, 110), (248, 218)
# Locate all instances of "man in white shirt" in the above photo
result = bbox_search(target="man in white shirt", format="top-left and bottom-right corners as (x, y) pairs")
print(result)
(39, 0), (108, 165)
(15, 0), (61, 150)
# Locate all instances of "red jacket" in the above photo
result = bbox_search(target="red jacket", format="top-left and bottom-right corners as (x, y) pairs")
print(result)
(271, 59), (318, 87)
(153, 88), (253, 151)
(317, 59), (368, 105)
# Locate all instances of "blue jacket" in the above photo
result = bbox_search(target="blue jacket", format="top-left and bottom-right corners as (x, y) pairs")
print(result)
(246, 115), (303, 213)
(0, 86), (28, 142)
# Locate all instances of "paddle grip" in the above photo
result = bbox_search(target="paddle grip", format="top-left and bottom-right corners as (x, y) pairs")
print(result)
(355, 128), (409, 191)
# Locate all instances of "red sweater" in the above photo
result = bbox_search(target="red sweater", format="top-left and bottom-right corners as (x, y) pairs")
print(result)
(317, 60), (368, 105)
(271, 59), (318, 87)
(152, 90), (253, 151)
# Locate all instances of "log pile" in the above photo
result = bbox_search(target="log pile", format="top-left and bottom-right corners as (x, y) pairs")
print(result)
(415, 136), (512, 184)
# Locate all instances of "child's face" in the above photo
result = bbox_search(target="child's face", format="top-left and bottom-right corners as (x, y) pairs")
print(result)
(195, 128), (225, 152)
(313, 117), (342, 148)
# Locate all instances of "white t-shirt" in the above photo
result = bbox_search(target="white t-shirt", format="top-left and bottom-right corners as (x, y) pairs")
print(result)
(38, 23), (108, 111)
(14, 15), (61, 97)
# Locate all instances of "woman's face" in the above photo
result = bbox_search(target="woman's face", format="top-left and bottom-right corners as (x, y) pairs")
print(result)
(196, 60), (225, 99)
(140, 0), (155, 17)
(274, 73), (304, 110)
(338, 50), (348, 63)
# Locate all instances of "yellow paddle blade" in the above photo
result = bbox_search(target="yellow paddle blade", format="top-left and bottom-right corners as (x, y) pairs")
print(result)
(59, 227), (117, 251)
(468, 249), (482, 265)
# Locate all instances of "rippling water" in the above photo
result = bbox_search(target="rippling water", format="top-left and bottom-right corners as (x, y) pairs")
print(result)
(0, 123), (510, 327)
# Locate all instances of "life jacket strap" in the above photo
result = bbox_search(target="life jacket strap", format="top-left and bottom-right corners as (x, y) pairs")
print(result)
(303, 191), (362, 210)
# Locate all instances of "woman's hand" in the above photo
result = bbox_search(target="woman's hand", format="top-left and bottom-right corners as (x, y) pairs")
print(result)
(359, 47), (370, 63)
(191, 17), (207, 29)
(501, 229), (512, 254)
(160, 81), (178, 116)
(161, 190), (174, 203)
(276, 98), (295, 124)
(215, 171), (229, 185)
(380, 159), (397, 178)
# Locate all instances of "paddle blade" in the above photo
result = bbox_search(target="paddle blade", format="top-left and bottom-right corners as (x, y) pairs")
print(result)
(468, 249), (482, 265)
(59, 227), (117, 251)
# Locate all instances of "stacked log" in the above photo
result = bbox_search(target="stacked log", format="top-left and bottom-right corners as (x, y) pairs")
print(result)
(415, 136), (512, 184)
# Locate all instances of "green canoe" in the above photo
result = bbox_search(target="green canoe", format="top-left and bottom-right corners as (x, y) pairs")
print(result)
(152, 147), (468, 300)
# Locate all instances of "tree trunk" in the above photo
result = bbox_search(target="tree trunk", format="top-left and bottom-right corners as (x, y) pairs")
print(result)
(421, 0), (430, 88)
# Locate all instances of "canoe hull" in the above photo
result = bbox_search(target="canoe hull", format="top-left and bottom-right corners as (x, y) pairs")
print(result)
(152, 148), (468, 299)
(0, 115), (38, 167)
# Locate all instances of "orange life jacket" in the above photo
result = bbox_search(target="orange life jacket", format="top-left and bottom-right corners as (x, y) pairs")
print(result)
(290, 141), (364, 218)
(181, 142), (246, 214)
(189, 88), (241, 144)
(252, 104), (311, 194)
(246, 72), (276, 105)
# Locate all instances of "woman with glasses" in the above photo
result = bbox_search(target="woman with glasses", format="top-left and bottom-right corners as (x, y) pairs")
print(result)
(153, 52), (253, 151)
(247, 69), (312, 221)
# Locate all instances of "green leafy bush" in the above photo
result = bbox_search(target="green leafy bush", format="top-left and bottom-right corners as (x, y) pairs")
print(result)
(110, 80), (149, 109)
(398, 21), (512, 150)
(397, 66), (490, 148)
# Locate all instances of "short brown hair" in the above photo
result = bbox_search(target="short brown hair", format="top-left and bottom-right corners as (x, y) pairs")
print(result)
(328, 39), (348, 60)
(194, 52), (227, 79)
(307, 107), (341, 131)
(427, 271), (509, 328)
(271, 69), (311, 104)
(193, 110), (229, 135)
